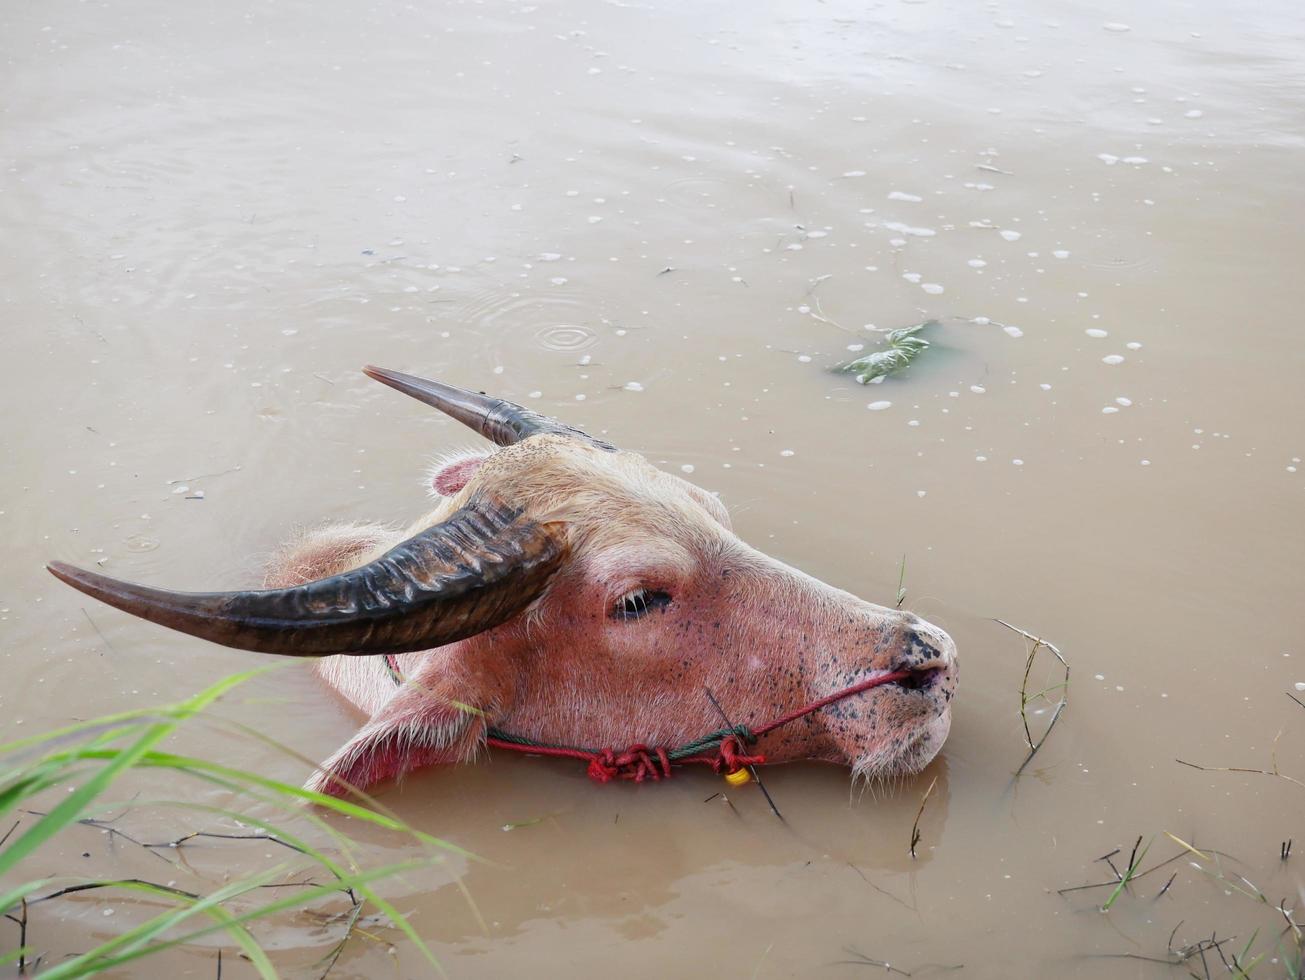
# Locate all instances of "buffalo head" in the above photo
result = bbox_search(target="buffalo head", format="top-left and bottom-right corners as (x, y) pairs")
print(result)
(49, 368), (957, 796)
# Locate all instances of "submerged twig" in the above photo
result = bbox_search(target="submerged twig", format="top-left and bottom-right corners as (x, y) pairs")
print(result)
(909, 776), (938, 859)
(802, 275), (850, 333)
(1176, 733), (1305, 792)
(995, 619), (1069, 775)
(846, 863), (917, 912)
(1091, 932), (1235, 971)
(311, 898), (365, 980)
(834, 947), (912, 975)
(18, 897), (27, 974)
(81, 609), (118, 657)
(143, 830), (310, 857)
(834, 947), (963, 975)
(1057, 846), (1191, 896)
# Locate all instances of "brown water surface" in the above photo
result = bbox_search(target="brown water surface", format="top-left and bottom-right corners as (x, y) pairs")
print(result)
(3, 0), (1304, 976)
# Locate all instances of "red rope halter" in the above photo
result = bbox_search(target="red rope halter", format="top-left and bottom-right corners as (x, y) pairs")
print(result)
(383, 654), (910, 784)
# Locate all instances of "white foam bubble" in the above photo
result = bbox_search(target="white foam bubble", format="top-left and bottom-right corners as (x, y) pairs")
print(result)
(1000, 229), (1022, 241)
(887, 190), (923, 202)
(1003, 325), (1024, 338)
(867, 400), (892, 411)
(1086, 328), (1108, 338)
(1103, 354), (1125, 365)
(883, 221), (936, 237)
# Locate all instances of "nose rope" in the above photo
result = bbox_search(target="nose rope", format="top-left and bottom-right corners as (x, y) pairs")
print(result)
(383, 654), (911, 783)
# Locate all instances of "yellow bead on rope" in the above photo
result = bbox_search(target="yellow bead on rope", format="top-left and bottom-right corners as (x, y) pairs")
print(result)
(724, 767), (752, 787)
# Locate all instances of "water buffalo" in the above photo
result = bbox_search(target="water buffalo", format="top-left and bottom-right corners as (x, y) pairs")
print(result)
(49, 367), (957, 796)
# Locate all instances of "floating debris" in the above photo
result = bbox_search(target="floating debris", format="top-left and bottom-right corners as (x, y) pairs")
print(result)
(836, 322), (935, 385)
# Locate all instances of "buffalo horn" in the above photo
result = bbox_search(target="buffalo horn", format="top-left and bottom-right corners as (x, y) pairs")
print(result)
(363, 366), (617, 452)
(47, 496), (567, 656)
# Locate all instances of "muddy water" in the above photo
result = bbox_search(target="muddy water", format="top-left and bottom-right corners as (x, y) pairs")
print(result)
(3, 0), (1304, 976)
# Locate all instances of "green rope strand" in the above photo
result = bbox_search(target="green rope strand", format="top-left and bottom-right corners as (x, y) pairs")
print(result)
(485, 724), (757, 760)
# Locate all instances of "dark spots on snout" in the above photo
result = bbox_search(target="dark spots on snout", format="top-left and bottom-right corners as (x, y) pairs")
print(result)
(825, 699), (876, 723)
(903, 630), (943, 664)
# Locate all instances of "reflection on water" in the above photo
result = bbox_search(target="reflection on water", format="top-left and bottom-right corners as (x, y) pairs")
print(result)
(2, 0), (1303, 975)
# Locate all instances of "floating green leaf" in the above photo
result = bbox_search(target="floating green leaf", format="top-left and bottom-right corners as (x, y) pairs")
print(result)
(837, 321), (936, 384)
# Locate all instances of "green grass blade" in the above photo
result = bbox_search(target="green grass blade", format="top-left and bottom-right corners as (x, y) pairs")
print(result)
(35, 873), (287, 980)
(120, 792), (448, 972)
(1100, 838), (1152, 911)
(78, 750), (469, 858)
(48, 859), (437, 978)
(0, 668), (271, 879)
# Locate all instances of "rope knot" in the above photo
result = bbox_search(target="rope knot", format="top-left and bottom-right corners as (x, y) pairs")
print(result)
(586, 750), (620, 783)
(586, 744), (673, 783)
(714, 734), (766, 775)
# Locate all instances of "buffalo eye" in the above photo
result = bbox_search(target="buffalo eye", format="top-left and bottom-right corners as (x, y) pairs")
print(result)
(612, 588), (672, 621)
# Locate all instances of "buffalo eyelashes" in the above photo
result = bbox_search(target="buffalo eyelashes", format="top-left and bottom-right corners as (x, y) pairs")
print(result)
(612, 588), (672, 621)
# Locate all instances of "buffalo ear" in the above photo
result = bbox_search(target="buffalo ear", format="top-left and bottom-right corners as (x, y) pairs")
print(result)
(304, 670), (497, 798)
(427, 451), (492, 498)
